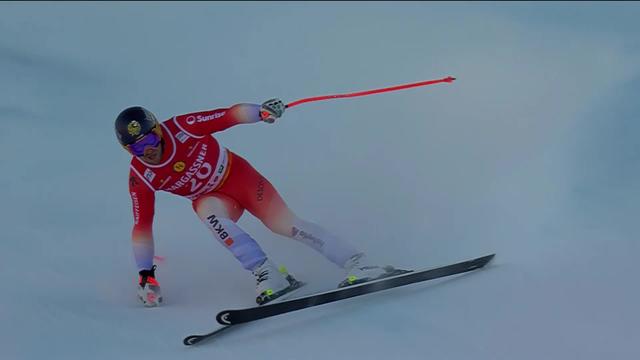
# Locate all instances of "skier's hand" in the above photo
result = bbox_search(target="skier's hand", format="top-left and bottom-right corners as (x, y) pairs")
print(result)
(259, 98), (285, 123)
(137, 265), (163, 307)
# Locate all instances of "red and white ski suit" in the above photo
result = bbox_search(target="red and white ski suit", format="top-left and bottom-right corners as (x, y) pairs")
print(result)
(127, 103), (359, 272)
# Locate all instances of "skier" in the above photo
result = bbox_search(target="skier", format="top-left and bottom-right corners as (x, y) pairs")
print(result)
(116, 99), (400, 307)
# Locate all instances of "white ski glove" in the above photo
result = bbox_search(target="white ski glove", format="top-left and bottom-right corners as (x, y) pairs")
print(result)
(259, 98), (286, 123)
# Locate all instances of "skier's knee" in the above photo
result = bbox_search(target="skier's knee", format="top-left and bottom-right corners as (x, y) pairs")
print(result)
(193, 194), (243, 222)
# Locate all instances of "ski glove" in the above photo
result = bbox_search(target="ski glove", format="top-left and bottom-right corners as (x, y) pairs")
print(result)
(137, 265), (163, 307)
(260, 98), (286, 123)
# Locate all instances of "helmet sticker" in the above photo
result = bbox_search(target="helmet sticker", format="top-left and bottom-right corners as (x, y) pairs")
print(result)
(128, 121), (142, 136)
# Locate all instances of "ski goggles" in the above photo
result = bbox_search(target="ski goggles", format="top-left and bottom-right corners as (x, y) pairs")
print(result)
(128, 132), (161, 156)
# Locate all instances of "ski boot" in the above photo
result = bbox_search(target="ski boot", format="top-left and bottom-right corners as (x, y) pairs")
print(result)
(253, 259), (304, 305)
(338, 253), (411, 288)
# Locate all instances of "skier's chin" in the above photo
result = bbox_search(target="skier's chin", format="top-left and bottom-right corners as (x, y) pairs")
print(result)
(140, 150), (162, 165)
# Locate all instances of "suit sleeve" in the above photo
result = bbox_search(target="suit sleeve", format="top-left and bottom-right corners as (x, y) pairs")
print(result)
(128, 169), (156, 271)
(174, 103), (261, 136)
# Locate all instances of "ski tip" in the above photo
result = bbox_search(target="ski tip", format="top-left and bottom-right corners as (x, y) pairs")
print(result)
(183, 335), (202, 346)
(483, 253), (496, 261)
(471, 254), (496, 269)
(217, 312), (232, 325)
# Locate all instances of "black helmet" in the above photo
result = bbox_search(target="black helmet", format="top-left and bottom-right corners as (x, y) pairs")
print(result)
(115, 106), (162, 147)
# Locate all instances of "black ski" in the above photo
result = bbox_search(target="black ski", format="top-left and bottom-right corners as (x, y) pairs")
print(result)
(183, 277), (305, 346)
(218, 253), (494, 325)
(183, 325), (235, 346)
(183, 253), (494, 345)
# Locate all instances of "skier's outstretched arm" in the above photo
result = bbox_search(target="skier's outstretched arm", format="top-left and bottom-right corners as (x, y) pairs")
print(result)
(128, 169), (162, 307)
(173, 99), (286, 135)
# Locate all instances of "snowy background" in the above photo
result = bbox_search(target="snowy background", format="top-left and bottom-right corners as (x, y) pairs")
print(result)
(1, 2), (639, 359)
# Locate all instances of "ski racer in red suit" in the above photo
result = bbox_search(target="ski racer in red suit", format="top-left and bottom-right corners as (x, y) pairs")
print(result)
(115, 99), (400, 307)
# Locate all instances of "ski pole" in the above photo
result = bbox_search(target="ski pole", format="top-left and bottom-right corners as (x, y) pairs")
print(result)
(285, 76), (456, 109)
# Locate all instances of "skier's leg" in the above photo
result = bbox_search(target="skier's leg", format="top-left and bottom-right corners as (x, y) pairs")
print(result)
(192, 192), (291, 300)
(218, 152), (362, 268)
(192, 193), (265, 271)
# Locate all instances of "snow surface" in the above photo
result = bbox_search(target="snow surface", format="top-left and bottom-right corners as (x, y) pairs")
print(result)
(1, 2), (639, 359)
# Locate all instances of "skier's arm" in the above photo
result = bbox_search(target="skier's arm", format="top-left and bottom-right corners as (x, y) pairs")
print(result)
(175, 99), (286, 135)
(175, 104), (260, 135)
(128, 170), (156, 272)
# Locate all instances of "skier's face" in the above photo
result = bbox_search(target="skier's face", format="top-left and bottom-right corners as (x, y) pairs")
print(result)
(139, 141), (163, 165)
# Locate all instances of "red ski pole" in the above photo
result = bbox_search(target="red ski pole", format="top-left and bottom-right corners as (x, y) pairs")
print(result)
(285, 76), (456, 109)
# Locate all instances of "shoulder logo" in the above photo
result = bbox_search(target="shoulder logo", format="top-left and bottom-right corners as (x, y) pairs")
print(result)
(143, 168), (156, 182)
(185, 112), (225, 126)
(186, 115), (197, 125)
(127, 121), (141, 136)
(173, 161), (186, 172)
(176, 131), (189, 143)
